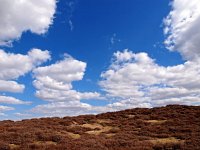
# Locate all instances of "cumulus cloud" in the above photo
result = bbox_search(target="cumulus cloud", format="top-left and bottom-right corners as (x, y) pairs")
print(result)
(106, 99), (151, 112)
(0, 96), (31, 105)
(0, 105), (14, 113)
(32, 101), (93, 117)
(0, 48), (50, 115)
(32, 55), (102, 116)
(164, 0), (200, 60)
(33, 56), (86, 84)
(0, 48), (50, 93)
(14, 112), (33, 120)
(33, 55), (101, 101)
(33, 49), (200, 117)
(0, 0), (57, 46)
(32, 100), (120, 118)
(14, 112), (32, 117)
(0, 48), (50, 80)
(0, 113), (6, 116)
(0, 80), (24, 93)
(0, 105), (14, 118)
(99, 50), (200, 110)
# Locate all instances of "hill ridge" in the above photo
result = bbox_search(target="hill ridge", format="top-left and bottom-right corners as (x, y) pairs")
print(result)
(0, 105), (199, 150)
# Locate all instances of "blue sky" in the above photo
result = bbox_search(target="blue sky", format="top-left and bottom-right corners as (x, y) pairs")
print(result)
(0, 0), (200, 120)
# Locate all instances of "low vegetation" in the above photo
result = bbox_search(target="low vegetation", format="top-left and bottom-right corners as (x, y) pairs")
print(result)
(0, 105), (199, 149)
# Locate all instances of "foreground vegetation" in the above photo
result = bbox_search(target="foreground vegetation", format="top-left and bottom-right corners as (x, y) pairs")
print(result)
(0, 105), (199, 150)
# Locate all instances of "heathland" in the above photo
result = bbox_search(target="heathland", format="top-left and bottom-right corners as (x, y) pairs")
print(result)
(0, 105), (199, 150)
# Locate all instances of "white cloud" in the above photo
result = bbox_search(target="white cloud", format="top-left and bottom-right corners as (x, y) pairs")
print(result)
(0, 48), (50, 80)
(0, 48), (50, 93)
(14, 112), (32, 118)
(0, 0), (57, 46)
(0, 105), (14, 118)
(164, 0), (200, 60)
(32, 55), (102, 116)
(79, 92), (102, 100)
(0, 80), (24, 93)
(99, 50), (200, 110)
(33, 55), (101, 102)
(33, 56), (87, 101)
(28, 48), (51, 66)
(106, 99), (151, 112)
(32, 101), (93, 117)
(0, 48), (50, 117)
(0, 96), (31, 105)
(0, 112), (6, 116)
(0, 105), (14, 112)
(33, 56), (86, 84)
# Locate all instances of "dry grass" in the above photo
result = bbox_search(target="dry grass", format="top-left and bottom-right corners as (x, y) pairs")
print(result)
(56, 130), (81, 139)
(145, 119), (167, 124)
(66, 132), (81, 139)
(127, 115), (135, 118)
(81, 123), (103, 129)
(34, 141), (57, 146)
(81, 123), (114, 135)
(96, 119), (111, 124)
(105, 133), (115, 137)
(9, 144), (19, 149)
(85, 126), (113, 135)
(149, 137), (184, 145)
